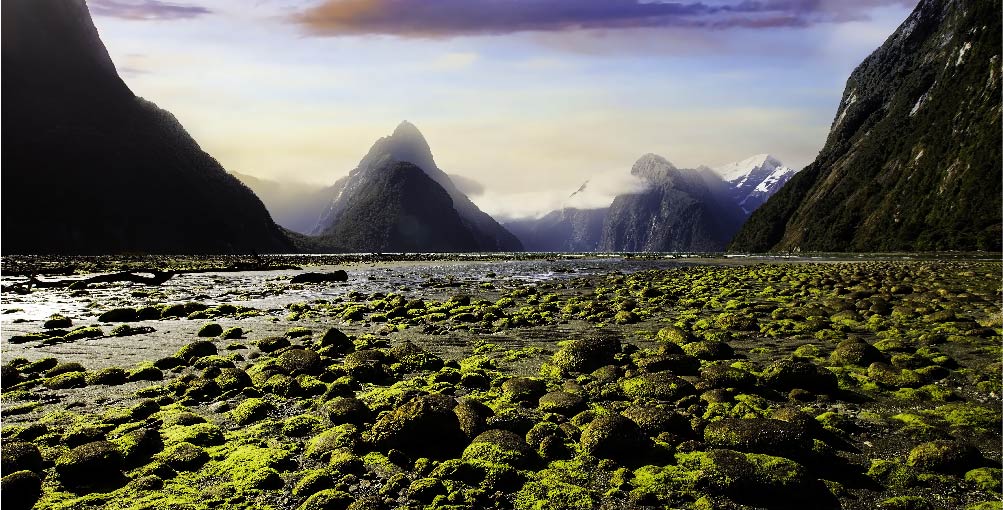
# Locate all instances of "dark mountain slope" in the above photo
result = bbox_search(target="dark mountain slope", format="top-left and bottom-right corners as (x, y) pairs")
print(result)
(2, 0), (292, 254)
(730, 0), (1002, 252)
(599, 154), (745, 252)
(314, 122), (522, 252)
(313, 161), (479, 252)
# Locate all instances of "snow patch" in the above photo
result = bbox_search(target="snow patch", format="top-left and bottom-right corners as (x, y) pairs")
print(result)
(956, 41), (972, 66)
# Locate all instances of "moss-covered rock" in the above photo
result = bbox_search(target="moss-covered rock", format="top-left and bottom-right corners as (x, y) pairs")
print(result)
(158, 441), (209, 472)
(320, 328), (355, 354)
(622, 402), (692, 437)
(277, 348), (322, 375)
(580, 414), (654, 466)
(230, 397), (274, 425)
(1, 441), (43, 474)
(44, 371), (86, 389)
(547, 335), (621, 376)
(829, 338), (884, 366)
(1, 470), (42, 510)
(306, 425), (361, 460)
(175, 340), (218, 363)
(502, 377), (547, 403)
(906, 440), (981, 473)
(537, 391), (585, 415)
(454, 397), (493, 439)
(621, 372), (696, 401)
(325, 397), (372, 426)
(258, 336), (291, 353)
(298, 489), (353, 510)
(99, 308), (138, 322)
(86, 367), (128, 386)
(762, 358), (837, 394)
(197, 323), (223, 337)
(55, 440), (124, 489)
(388, 340), (443, 372)
(462, 429), (536, 469)
(369, 393), (467, 459)
(703, 418), (813, 458)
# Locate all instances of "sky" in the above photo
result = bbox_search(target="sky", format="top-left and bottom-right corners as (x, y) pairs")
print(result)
(89, 0), (919, 219)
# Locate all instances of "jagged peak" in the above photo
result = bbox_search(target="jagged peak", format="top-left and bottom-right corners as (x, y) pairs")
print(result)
(713, 153), (788, 182)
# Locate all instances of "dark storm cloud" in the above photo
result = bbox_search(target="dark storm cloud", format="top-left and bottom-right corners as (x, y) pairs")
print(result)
(90, 0), (212, 21)
(291, 0), (917, 37)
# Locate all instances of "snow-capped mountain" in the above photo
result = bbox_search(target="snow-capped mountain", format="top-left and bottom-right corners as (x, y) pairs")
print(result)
(714, 154), (798, 215)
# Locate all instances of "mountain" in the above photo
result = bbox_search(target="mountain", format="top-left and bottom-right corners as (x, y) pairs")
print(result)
(2, 0), (292, 254)
(599, 154), (746, 252)
(313, 122), (523, 252)
(311, 161), (479, 252)
(505, 207), (607, 252)
(730, 0), (1002, 252)
(231, 172), (334, 235)
(714, 154), (799, 215)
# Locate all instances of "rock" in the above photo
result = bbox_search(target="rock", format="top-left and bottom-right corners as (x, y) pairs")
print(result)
(1, 470), (42, 510)
(369, 394), (467, 459)
(622, 402), (692, 437)
(906, 440), (981, 473)
(388, 341), (443, 372)
(502, 377), (547, 403)
(406, 478), (446, 504)
(320, 328), (355, 354)
(687, 449), (813, 501)
(830, 339), (884, 366)
(462, 429), (536, 469)
(343, 350), (387, 383)
(326, 397), (372, 426)
(55, 441), (124, 489)
(580, 414), (653, 466)
(635, 353), (700, 375)
(99, 307), (139, 322)
(86, 367), (128, 386)
(44, 371), (86, 389)
(197, 323), (223, 337)
(215, 368), (252, 392)
(291, 271), (349, 284)
(537, 391), (585, 415)
(548, 335), (621, 376)
(1, 442), (43, 474)
(453, 398), (493, 438)
(159, 442), (209, 472)
(700, 364), (757, 390)
(683, 340), (735, 361)
(298, 489), (354, 510)
(762, 358), (838, 394)
(277, 348), (322, 375)
(621, 372), (696, 401)
(867, 362), (923, 388)
(175, 341), (218, 363)
(703, 418), (812, 458)
(257, 336), (291, 353)
(44, 314), (72, 328)
(657, 325), (695, 345)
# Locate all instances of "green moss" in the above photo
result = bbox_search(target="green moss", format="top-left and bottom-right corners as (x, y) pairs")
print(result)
(306, 424), (360, 459)
(283, 414), (324, 437)
(965, 467), (1002, 492)
(878, 495), (932, 510)
(230, 398), (274, 425)
(162, 423), (224, 447)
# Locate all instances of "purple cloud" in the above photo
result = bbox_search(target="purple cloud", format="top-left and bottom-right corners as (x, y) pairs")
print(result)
(90, 0), (211, 21)
(291, 0), (917, 37)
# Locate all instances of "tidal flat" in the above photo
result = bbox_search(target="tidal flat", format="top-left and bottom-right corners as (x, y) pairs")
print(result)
(1, 255), (1000, 510)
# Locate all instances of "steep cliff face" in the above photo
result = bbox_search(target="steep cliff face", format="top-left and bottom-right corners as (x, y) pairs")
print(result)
(313, 161), (479, 252)
(599, 155), (745, 252)
(2, 0), (292, 254)
(731, 0), (1002, 252)
(314, 122), (522, 252)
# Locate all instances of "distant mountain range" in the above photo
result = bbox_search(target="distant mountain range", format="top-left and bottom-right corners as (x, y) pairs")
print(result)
(730, 0), (1002, 252)
(2, 0), (292, 254)
(506, 153), (797, 252)
(309, 122), (523, 253)
(230, 173), (334, 235)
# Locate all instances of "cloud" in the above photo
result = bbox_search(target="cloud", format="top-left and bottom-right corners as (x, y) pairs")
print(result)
(290, 0), (917, 38)
(429, 52), (479, 71)
(449, 173), (485, 196)
(90, 0), (211, 21)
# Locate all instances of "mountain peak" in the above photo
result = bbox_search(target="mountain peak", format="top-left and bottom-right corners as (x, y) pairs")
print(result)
(631, 153), (676, 180)
(392, 120), (423, 139)
(713, 153), (786, 183)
